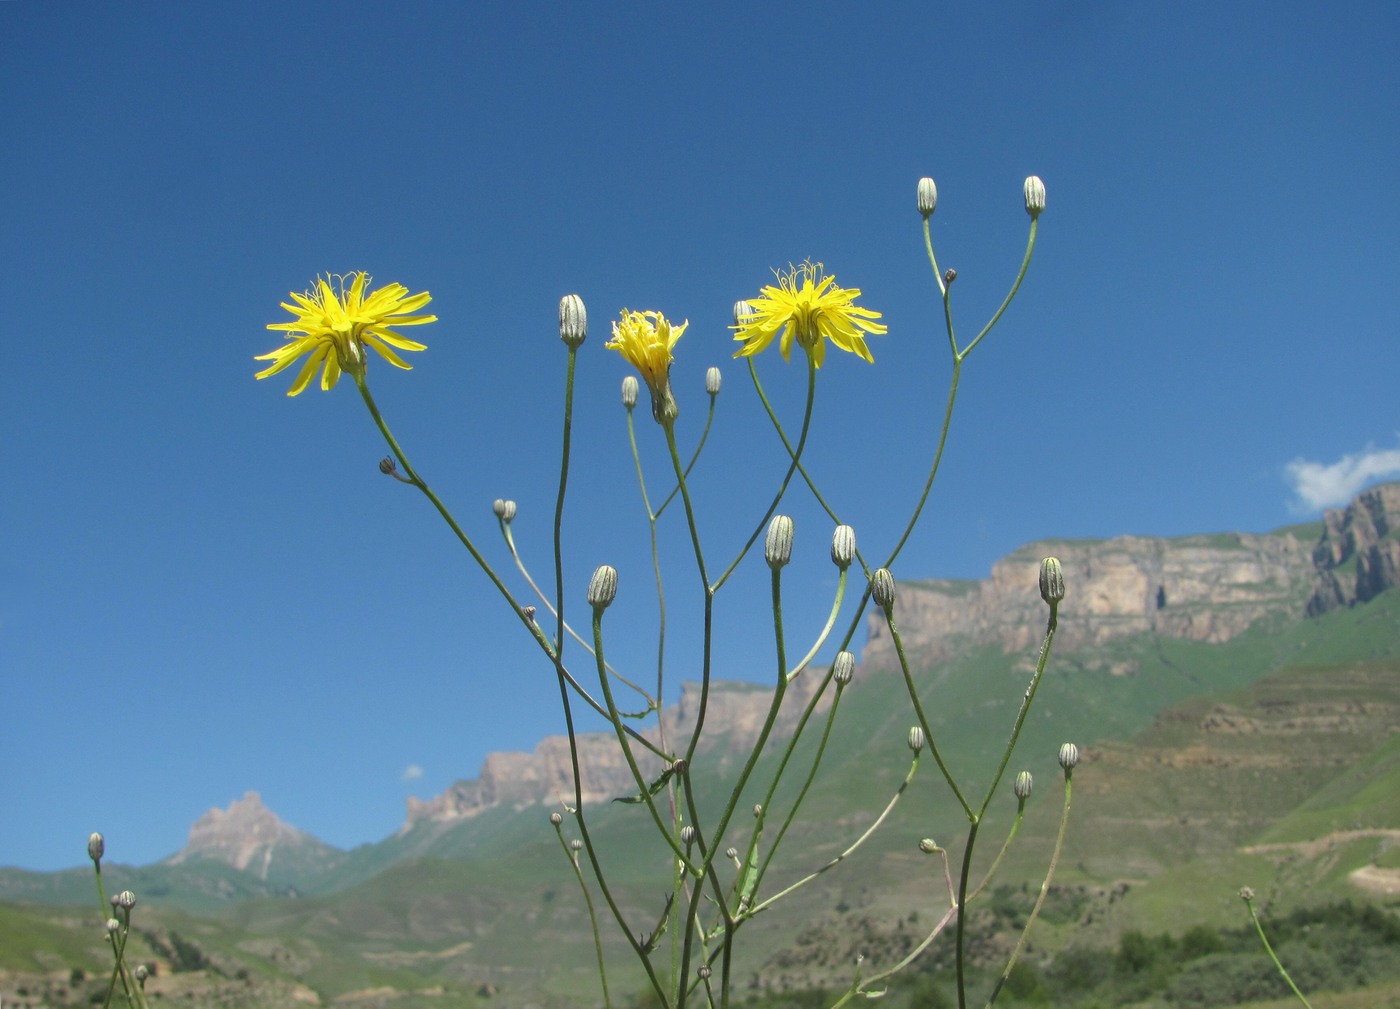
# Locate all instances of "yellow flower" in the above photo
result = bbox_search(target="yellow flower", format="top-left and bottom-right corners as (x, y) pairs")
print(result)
(256, 272), (436, 396)
(606, 309), (688, 423)
(732, 261), (886, 368)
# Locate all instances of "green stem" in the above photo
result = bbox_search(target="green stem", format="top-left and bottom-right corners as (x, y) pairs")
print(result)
(1244, 894), (1316, 1009)
(553, 347), (578, 656)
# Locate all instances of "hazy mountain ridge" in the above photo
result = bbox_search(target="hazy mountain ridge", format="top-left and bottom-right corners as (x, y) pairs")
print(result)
(127, 480), (1400, 873)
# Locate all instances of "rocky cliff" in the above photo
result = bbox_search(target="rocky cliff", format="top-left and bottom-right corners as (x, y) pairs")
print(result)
(1306, 482), (1400, 615)
(402, 674), (830, 831)
(396, 483), (1400, 829)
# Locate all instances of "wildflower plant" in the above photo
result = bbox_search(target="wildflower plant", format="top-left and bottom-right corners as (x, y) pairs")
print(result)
(238, 175), (1070, 1008)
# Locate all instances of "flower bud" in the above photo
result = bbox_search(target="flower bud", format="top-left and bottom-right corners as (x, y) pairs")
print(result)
(621, 375), (639, 410)
(1058, 742), (1080, 770)
(680, 825), (697, 845)
(570, 838), (583, 851)
(944, 268), (957, 286)
(669, 758), (687, 774)
(1023, 176), (1046, 218)
(705, 366), (722, 395)
(1039, 557), (1065, 605)
(106, 918), (121, 934)
(1239, 886), (1255, 902)
(697, 964), (712, 980)
(871, 568), (896, 611)
(832, 650), (856, 686)
(765, 515), (794, 569)
(918, 838), (940, 854)
(378, 457), (397, 476)
(733, 300), (755, 326)
(493, 499), (517, 523)
(134, 964), (149, 983)
(559, 293), (587, 348)
(917, 177), (938, 217)
(550, 811), (563, 826)
(116, 890), (136, 910)
(830, 525), (856, 569)
(907, 726), (925, 753)
(88, 832), (105, 864)
(726, 847), (738, 860)
(587, 565), (618, 610)
(1013, 771), (1033, 799)
(752, 804), (763, 818)
(523, 605), (536, 623)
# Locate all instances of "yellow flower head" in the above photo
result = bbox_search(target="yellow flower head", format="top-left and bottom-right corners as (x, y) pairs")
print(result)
(732, 261), (886, 368)
(606, 309), (688, 423)
(256, 272), (436, 396)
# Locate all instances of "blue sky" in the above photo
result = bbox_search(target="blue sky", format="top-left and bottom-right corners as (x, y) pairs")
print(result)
(3, 2), (1397, 872)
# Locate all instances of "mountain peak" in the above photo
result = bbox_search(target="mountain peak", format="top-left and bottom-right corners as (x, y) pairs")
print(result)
(166, 791), (337, 879)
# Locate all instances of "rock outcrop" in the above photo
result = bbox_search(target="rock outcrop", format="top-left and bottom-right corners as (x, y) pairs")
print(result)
(402, 673), (829, 831)
(861, 530), (1316, 672)
(166, 791), (338, 880)
(1306, 482), (1400, 615)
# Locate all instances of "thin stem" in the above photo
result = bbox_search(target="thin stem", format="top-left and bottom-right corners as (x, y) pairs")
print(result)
(555, 826), (612, 1009)
(886, 608), (972, 818)
(959, 218), (1039, 361)
(1243, 894), (1316, 1009)
(554, 347), (578, 656)
(978, 604), (1059, 820)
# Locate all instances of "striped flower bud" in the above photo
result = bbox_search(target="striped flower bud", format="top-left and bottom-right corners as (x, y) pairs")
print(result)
(1013, 771), (1034, 799)
(570, 839), (583, 851)
(733, 300), (755, 326)
(621, 375), (639, 410)
(871, 568), (896, 611)
(832, 650), (856, 686)
(559, 293), (587, 348)
(493, 499), (517, 523)
(917, 177), (938, 217)
(587, 565), (618, 609)
(680, 825), (697, 845)
(765, 515), (794, 569)
(116, 890), (136, 910)
(830, 525), (856, 569)
(1039, 557), (1065, 604)
(550, 811), (563, 826)
(1023, 176), (1046, 218)
(705, 366), (722, 395)
(88, 832), (105, 864)
(1058, 742), (1080, 770)
(907, 726), (925, 753)
(918, 838), (940, 854)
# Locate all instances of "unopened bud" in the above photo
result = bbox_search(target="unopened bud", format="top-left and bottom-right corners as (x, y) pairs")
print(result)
(1039, 557), (1065, 604)
(134, 964), (149, 982)
(523, 605), (536, 623)
(378, 457), (397, 475)
(559, 293), (587, 347)
(570, 839), (583, 852)
(106, 918), (121, 934)
(550, 811), (563, 826)
(1013, 771), (1033, 800)
(752, 804), (763, 818)
(733, 300), (755, 326)
(680, 825), (697, 845)
(907, 726), (925, 752)
(830, 525), (856, 569)
(726, 847), (738, 859)
(765, 515), (794, 569)
(1058, 742), (1080, 770)
(944, 268), (957, 286)
(621, 375), (639, 409)
(493, 499), (517, 523)
(917, 177), (938, 217)
(918, 838), (940, 854)
(697, 964), (712, 980)
(669, 758), (687, 774)
(1023, 176), (1046, 218)
(705, 366), (722, 395)
(587, 565), (618, 610)
(1239, 886), (1255, 902)
(88, 832), (105, 864)
(116, 890), (136, 910)
(871, 568), (896, 611)
(832, 651), (856, 686)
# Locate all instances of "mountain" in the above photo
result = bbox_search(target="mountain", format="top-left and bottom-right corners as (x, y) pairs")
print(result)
(5, 482), (1400, 1007)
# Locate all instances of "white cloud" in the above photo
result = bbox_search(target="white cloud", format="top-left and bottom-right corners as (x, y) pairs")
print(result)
(1284, 443), (1400, 513)
(401, 764), (424, 783)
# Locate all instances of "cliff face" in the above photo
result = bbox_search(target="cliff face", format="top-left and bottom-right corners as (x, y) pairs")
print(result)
(165, 791), (337, 880)
(402, 674), (829, 831)
(861, 530), (1316, 672)
(1307, 482), (1400, 615)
